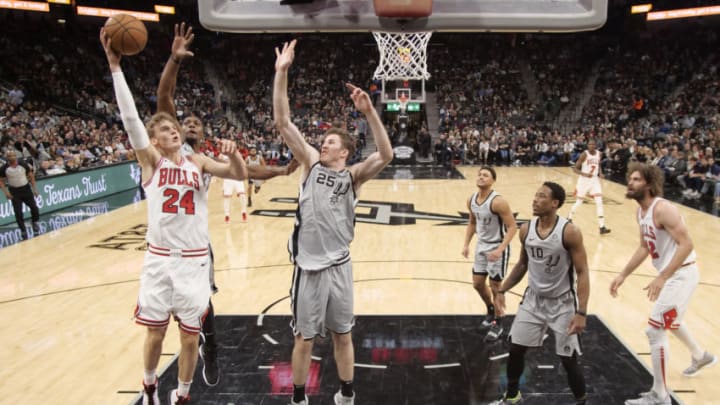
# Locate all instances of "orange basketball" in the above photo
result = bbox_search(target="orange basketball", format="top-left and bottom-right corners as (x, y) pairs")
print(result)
(103, 14), (147, 56)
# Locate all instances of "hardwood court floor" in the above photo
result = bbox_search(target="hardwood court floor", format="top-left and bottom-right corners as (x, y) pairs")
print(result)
(0, 166), (718, 404)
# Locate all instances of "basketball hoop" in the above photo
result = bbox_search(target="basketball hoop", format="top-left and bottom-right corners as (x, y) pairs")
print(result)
(372, 31), (432, 81)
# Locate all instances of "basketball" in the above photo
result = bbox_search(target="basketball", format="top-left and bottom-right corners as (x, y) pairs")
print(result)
(103, 14), (147, 56)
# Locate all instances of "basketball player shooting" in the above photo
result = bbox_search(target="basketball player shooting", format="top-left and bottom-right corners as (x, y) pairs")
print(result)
(101, 28), (248, 405)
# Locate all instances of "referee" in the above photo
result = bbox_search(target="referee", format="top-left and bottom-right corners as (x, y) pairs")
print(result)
(1, 151), (40, 240)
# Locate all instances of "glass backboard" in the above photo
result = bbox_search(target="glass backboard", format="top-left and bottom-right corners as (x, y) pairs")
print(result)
(198, 0), (608, 33)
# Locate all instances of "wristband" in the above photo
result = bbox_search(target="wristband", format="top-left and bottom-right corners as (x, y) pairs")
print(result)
(576, 310), (587, 317)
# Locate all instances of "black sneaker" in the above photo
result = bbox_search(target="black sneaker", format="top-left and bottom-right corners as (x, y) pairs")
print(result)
(485, 321), (504, 342)
(200, 343), (220, 386)
(32, 222), (40, 233)
(600, 226), (611, 235)
(20, 230), (28, 240)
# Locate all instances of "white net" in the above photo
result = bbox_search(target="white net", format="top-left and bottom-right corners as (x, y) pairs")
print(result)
(372, 31), (432, 81)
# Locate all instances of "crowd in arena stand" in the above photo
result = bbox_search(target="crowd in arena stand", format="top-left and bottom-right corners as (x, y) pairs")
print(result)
(0, 13), (718, 204)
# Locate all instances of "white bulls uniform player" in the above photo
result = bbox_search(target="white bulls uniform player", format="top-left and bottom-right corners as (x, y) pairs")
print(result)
(137, 156), (211, 334)
(103, 30), (247, 404)
(612, 164), (716, 405)
(568, 140), (611, 235)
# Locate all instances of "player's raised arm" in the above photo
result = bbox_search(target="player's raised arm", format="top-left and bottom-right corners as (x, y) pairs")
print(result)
(347, 83), (393, 188)
(157, 23), (194, 116)
(101, 28), (159, 179)
(273, 40), (317, 169)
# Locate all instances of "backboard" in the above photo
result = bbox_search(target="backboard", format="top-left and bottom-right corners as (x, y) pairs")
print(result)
(198, 0), (608, 33)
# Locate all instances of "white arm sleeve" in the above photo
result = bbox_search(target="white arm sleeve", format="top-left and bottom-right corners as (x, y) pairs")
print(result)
(112, 71), (149, 150)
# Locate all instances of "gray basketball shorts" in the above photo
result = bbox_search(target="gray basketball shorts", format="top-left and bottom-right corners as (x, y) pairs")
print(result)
(509, 288), (582, 357)
(472, 243), (509, 281)
(290, 260), (355, 339)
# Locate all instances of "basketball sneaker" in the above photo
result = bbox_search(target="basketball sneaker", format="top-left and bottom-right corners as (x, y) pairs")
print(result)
(199, 342), (220, 386)
(289, 395), (309, 405)
(485, 321), (504, 342)
(242, 212), (248, 222)
(682, 351), (717, 377)
(224, 215), (230, 224)
(482, 309), (496, 327)
(334, 390), (355, 405)
(168, 389), (190, 405)
(489, 392), (522, 404)
(32, 222), (39, 233)
(624, 390), (670, 405)
(600, 226), (611, 235)
(141, 378), (159, 405)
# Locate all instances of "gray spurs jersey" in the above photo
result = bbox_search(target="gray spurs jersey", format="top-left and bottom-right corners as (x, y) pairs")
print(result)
(289, 162), (356, 270)
(470, 191), (505, 245)
(524, 216), (575, 297)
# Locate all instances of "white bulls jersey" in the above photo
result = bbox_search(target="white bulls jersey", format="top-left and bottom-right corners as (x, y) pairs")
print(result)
(638, 198), (696, 273)
(525, 216), (575, 297)
(143, 156), (209, 249)
(580, 150), (601, 177)
(470, 190), (505, 246)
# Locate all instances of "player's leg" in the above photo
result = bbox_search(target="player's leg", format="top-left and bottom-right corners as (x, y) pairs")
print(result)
(591, 181), (610, 234)
(237, 181), (248, 222)
(247, 180), (253, 207)
(135, 254), (172, 405)
(473, 250), (494, 326)
(328, 261), (356, 404)
(559, 353), (587, 404)
(223, 180), (233, 223)
(171, 254), (212, 403)
(199, 245), (220, 386)
(550, 303), (586, 404)
(667, 266), (717, 376)
(567, 182), (587, 222)
(485, 246), (510, 341)
(493, 290), (546, 403)
(290, 266), (327, 404)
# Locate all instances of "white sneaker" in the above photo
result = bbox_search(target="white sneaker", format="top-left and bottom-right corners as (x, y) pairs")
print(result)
(141, 378), (159, 405)
(683, 351), (717, 377)
(334, 391), (355, 405)
(168, 389), (190, 404)
(624, 390), (670, 405)
(289, 395), (309, 405)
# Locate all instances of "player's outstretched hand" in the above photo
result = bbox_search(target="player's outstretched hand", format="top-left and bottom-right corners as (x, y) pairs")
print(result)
(172, 22), (195, 61)
(567, 314), (586, 335)
(100, 28), (121, 69)
(218, 139), (237, 156)
(346, 83), (373, 114)
(609, 274), (625, 298)
(275, 40), (297, 72)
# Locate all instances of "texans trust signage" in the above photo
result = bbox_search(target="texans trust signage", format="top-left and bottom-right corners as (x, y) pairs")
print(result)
(0, 162), (140, 226)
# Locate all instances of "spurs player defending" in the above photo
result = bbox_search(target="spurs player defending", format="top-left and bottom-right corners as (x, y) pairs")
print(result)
(274, 40), (393, 405)
(492, 182), (590, 405)
(156, 23), (298, 389)
(612, 163), (716, 405)
(568, 140), (611, 235)
(461, 166), (517, 342)
(101, 29), (248, 405)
